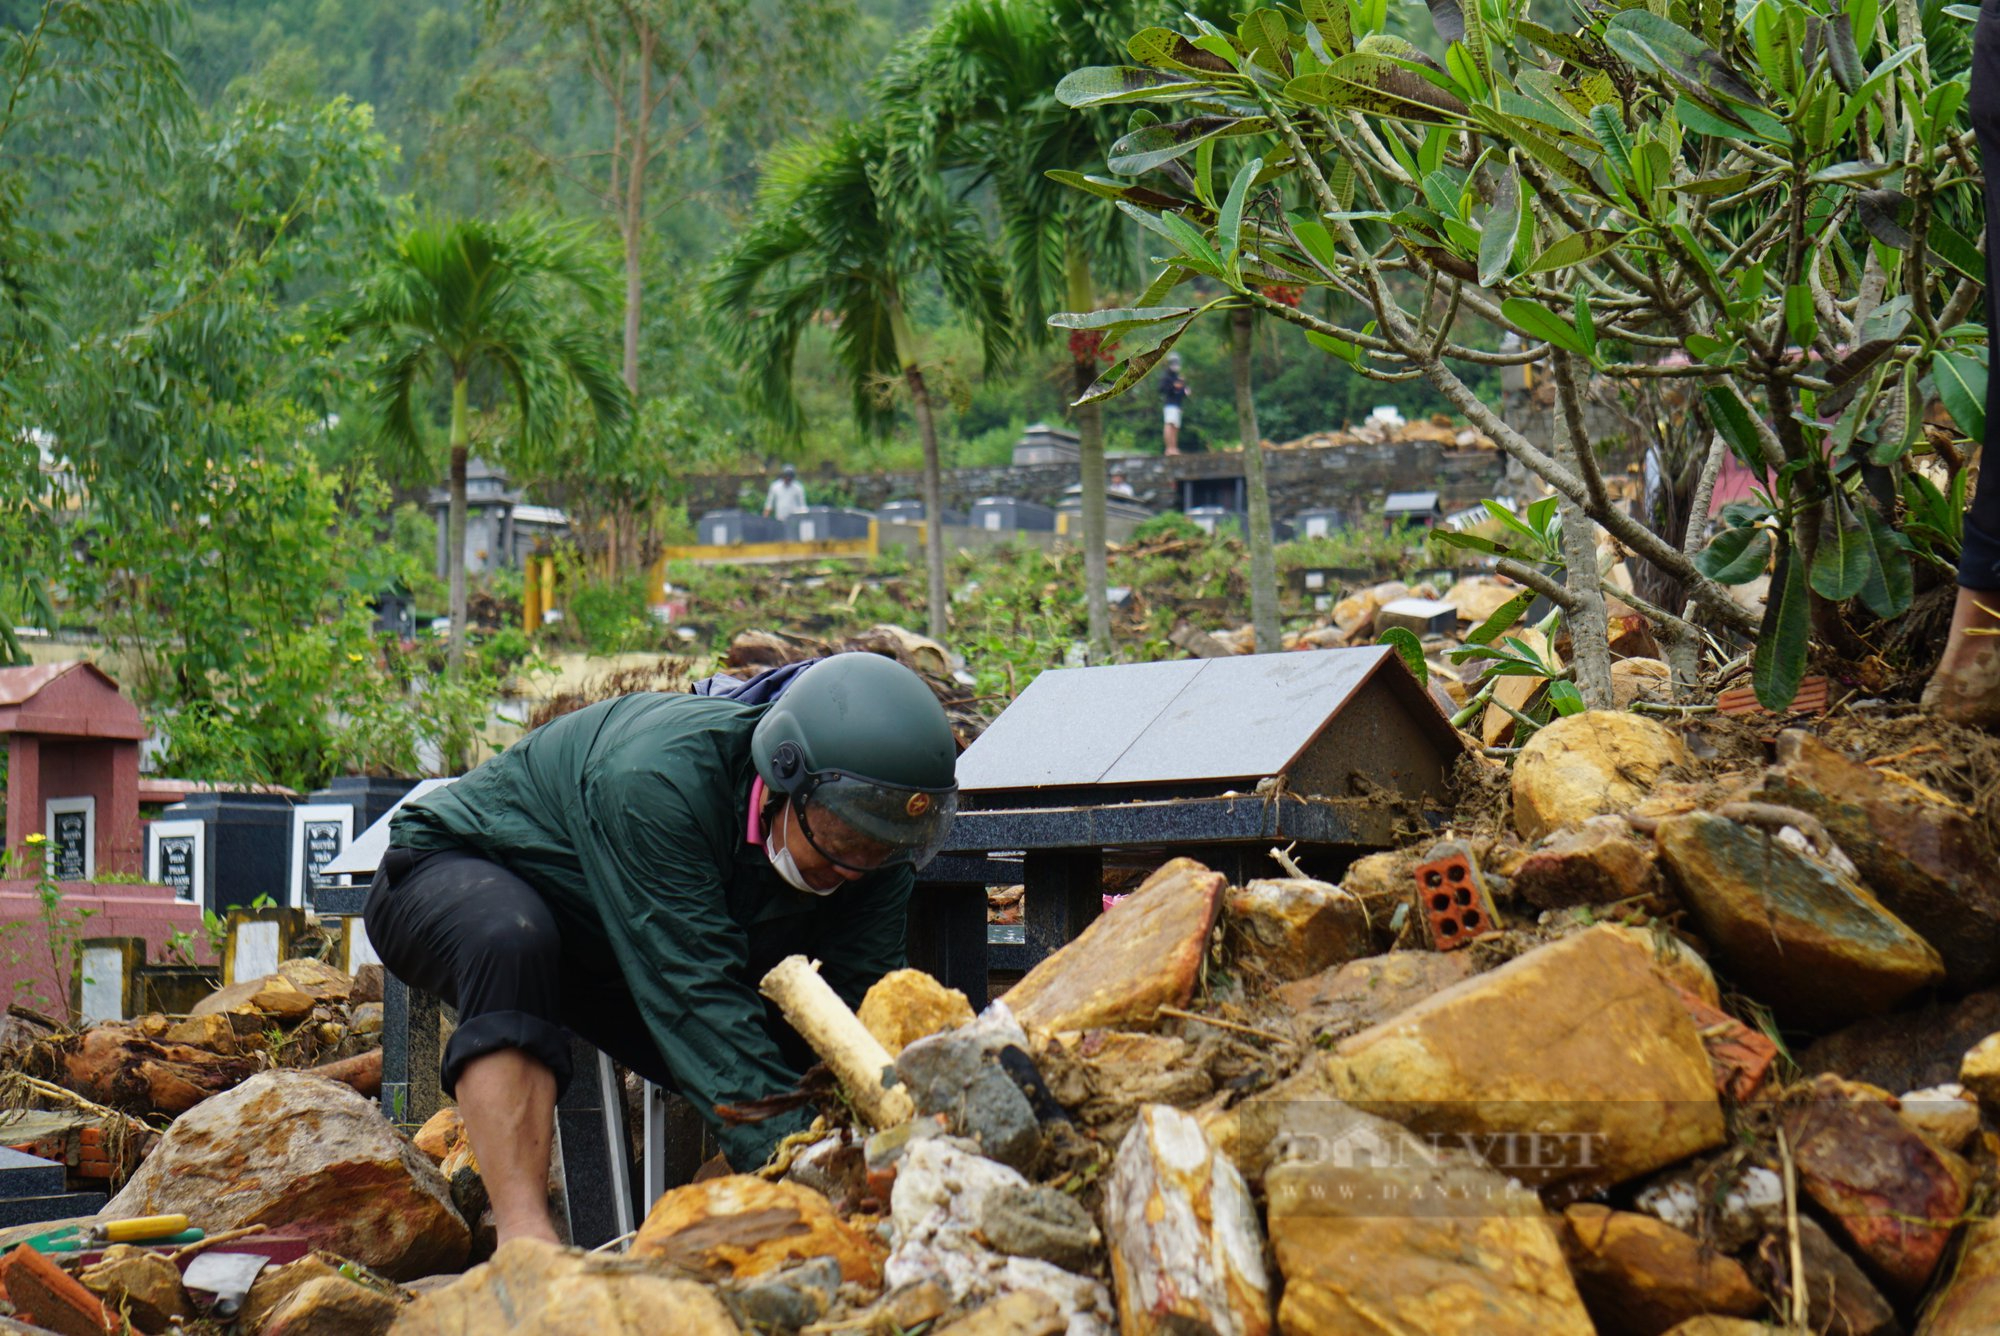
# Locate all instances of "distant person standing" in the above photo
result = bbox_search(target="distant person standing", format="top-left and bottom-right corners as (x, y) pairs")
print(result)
(1160, 353), (1189, 456)
(762, 464), (807, 522)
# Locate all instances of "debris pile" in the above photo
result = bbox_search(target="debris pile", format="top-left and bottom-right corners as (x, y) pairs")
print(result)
(1270, 411), (1498, 452)
(5, 711), (2000, 1335)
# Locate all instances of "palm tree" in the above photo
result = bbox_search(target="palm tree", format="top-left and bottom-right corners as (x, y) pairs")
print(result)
(705, 119), (1010, 641)
(345, 214), (630, 674)
(875, 0), (1238, 659)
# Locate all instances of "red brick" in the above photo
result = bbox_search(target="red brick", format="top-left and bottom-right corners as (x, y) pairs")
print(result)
(0, 1243), (115, 1336)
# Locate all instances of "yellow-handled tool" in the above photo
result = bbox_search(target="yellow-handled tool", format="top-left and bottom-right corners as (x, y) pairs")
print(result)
(98, 1215), (191, 1243)
(25, 1215), (201, 1253)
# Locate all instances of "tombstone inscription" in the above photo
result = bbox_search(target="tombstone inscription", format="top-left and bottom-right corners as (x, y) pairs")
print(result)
(288, 804), (353, 908)
(146, 819), (205, 903)
(43, 797), (94, 882)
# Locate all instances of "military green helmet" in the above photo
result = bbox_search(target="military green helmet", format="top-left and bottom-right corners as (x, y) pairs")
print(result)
(751, 652), (959, 869)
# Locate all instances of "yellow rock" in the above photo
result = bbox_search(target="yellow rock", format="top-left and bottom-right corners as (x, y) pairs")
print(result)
(249, 976), (318, 1020)
(1660, 1321), (1780, 1335)
(1918, 1213), (2000, 1334)
(1001, 858), (1225, 1035)
(1557, 1204), (1763, 1334)
(1326, 925), (1725, 1193)
(388, 1238), (737, 1336)
(857, 969), (974, 1057)
(1610, 658), (1673, 709)
(1512, 711), (1690, 841)
(1602, 924), (1721, 1010)
(163, 1011), (242, 1054)
(1958, 1032), (2000, 1110)
(412, 1108), (464, 1165)
(1224, 878), (1370, 982)
(932, 1292), (1066, 1336)
(631, 1174), (882, 1286)
(1265, 1108), (1592, 1335)
(1483, 628), (1561, 746)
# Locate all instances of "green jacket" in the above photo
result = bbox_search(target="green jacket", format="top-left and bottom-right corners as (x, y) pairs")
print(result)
(389, 692), (911, 1167)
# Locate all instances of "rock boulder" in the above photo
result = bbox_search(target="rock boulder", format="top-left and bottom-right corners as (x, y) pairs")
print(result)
(1512, 711), (1690, 841)
(101, 1070), (467, 1280)
(1001, 858), (1225, 1034)
(1223, 878), (1370, 982)
(632, 1175), (882, 1286)
(387, 1239), (738, 1335)
(1104, 1105), (1270, 1336)
(1754, 730), (2000, 990)
(1657, 812), (1944, 1028)
(1556, 1205), (1763, 1336)
(1264, 1105), (1593, 1335)
(1323, 925), (1725, 1193)
(859, 969), (975, 1056)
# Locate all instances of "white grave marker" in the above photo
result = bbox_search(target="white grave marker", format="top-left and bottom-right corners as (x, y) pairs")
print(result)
(289, 804), (354, 908)
(147, 819), (206, 903)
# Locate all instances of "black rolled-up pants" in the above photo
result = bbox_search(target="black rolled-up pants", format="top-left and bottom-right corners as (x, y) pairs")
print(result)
(1964, 1), (2000, 588)
(363, 846), (679, 1100)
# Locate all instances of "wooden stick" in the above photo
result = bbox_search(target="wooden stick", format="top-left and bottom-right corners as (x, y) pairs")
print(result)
(1778, 1128), (1808, 1330)
(1158, 1006), (1293, 1046)
(759, 956), (913, 1130)
(172, 1224), (267, 1265)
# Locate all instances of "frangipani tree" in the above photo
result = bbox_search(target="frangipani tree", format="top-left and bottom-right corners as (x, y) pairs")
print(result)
(1054, 0), (1980, 708)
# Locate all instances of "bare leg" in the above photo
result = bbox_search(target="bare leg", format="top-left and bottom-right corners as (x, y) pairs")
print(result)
(456, 1049), (561, 1245)
(1923, 586), (2000, 730)
(1164, 420), (1180, 456)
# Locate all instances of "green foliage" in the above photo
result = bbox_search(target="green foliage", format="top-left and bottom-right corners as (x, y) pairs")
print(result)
(1052, 0), (1981, 709)
(1130, 510), (1206, 542)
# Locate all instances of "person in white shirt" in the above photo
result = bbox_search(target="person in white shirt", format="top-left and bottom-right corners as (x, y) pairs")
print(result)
(762, 464), (807, 521)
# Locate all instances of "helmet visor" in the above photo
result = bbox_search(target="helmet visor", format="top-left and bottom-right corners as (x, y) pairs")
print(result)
(796, 772), (959, 871)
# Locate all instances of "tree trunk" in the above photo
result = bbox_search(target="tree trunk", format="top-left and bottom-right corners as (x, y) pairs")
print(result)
(1067, 243), (1110, 659)
(1231, 307), (1279, 653)
(446, 376), (470, 677)
(890, 298), (949, 641)
(612, 23), (652, 574)
(1551, 372), (1614, 708)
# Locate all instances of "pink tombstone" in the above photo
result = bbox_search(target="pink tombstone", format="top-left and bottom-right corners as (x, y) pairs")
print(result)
(0, 662), (208, 1015)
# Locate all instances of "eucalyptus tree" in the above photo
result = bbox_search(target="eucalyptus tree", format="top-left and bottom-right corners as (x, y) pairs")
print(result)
(344, 213), (631, 673)
(704, 118), (1011, 642)
(1054, 0), (1980, 708)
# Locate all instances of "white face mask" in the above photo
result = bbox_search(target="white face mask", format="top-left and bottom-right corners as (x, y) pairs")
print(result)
(767, 803), (836, 896)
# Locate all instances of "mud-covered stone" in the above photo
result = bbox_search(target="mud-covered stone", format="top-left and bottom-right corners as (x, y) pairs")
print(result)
(859, 969), (975, 1057)
(1223, 878), (1370, 982)
(101, 1070), (466, 1280)
(933, 1291), (1067, 1336)
(1747, 1215), (1898, 1336)
(632, 1174), (882, 1287)
(1035, 1031), (1213, 1145)
(976, 1183), (1098, 1274)
(1513, 711), (1689, 841)
(1001, 857), (1225, 1034)
(1277, 951), (1478, 1042)
(1556, 1205), (1763, 1336)
(1658, 812), (1945, 1028)
(1900, 1084), (1981, 1152)
(387, 1238), (737, 1336)
(1802, 989), (2000, 1093)
(1324, 925), (1724, 1192)
(1754, 730), (2000, 990)
(1513, 817), (1668, 913)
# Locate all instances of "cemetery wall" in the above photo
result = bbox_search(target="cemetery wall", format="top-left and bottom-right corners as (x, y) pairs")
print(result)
(683, 439), (1515, 522)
